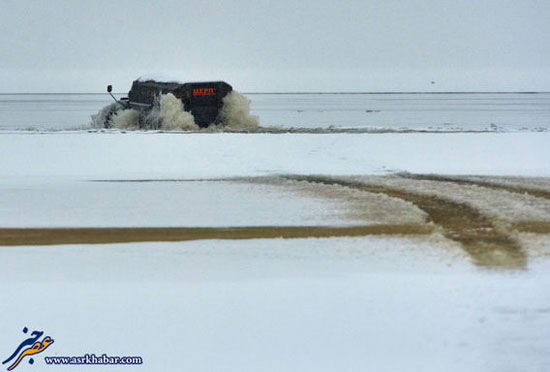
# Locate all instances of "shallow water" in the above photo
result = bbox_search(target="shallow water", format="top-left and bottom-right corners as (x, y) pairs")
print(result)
(1, 93), (549, 132)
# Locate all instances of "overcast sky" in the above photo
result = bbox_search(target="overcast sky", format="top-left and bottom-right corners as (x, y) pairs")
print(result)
(1, 0), (549, 92)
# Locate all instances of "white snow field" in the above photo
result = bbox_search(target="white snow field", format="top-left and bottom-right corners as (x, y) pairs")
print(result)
(1, 131), (550, 371)
(1, 132), (549, 180)
(2, 238), (549, 372)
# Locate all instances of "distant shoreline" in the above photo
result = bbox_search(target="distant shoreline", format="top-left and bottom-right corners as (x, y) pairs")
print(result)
(0, 91), (549, 95)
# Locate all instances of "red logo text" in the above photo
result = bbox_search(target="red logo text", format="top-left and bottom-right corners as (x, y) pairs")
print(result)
(193, 88), (216, 96)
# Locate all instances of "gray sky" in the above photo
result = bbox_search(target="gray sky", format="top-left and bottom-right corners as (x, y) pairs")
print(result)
(1, 0), (549, 92)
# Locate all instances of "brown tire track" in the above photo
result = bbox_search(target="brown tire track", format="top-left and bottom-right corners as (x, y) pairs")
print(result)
(398, 173), (550, 199)
(0, 224), (432, 246)
(286, 175), (527, 268)
(511, 221), (550, 234)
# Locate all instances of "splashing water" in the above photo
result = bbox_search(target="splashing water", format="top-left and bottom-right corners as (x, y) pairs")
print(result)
(112, 109), (140, 130)
(219, 91), (259, 129)
(91, 103), (121, 129)
(158, 93), (198, 130)
(91, 94), (197, 131)
(91, 90), (259, 131)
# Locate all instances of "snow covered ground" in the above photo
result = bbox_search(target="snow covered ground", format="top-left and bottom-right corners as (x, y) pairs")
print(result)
(1, 132), (549, 180)
(1, 127), (550, 370)
(2, 238), (549, 372)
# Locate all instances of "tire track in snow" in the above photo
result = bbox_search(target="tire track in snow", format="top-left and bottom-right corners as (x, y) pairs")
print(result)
(398, 173), (550, 200)
(285, 175), (527, 269)
(0, 225), (432, 246)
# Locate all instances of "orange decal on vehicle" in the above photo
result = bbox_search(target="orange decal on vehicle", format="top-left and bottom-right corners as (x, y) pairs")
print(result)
(193, 88), (216, 96)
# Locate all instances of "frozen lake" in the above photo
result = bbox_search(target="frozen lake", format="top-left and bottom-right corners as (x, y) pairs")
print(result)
(1, 96), (549, 371)
(0, 92), (549, 132)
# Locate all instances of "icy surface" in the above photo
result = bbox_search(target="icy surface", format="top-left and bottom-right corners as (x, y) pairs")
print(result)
(0, 94), (111, 130)
(1, 237), (549, 372)
(1, 93), (549, 132)
(251, 93), (550, 131)
(0, 179), (425, 228)
(0, 132), (548, 181)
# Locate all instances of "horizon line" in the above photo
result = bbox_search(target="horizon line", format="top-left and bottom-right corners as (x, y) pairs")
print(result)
(0, 91), (549, 95)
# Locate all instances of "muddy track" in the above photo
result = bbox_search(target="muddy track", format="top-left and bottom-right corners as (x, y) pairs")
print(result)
(0, 224), (432, 246)
(510, 221), (550, 234)
(398, 173), (550, 200)
(285, 175), (527, 268)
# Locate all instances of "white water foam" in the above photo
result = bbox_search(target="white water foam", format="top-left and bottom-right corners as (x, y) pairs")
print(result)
(91, 90), (258, 131)
(112, 109), (140, 130)
(158, 93), (198, 130)
(90, 103), (121, 129)
(219, 91), (259, 129)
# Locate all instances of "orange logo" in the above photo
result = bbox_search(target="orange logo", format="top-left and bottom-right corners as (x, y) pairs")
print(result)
(193, 88), (216, 96)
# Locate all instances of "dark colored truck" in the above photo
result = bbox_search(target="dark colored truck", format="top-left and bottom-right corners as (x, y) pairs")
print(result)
(107, 79), (233, 128)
